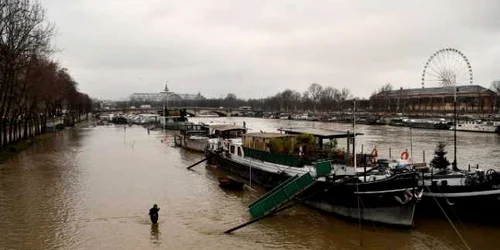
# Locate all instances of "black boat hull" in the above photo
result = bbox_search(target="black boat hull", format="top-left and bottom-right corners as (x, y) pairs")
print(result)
(208, 151), (418, 227)
(418, 172), (500, 223)
(418, 187), (500, 222)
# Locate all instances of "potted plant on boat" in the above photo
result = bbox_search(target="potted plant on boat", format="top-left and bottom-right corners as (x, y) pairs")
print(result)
(430, 141), (451, 171)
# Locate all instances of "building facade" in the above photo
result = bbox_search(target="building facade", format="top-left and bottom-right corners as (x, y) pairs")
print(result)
(129, 92), (204, 102)
(370, 85), (497, 114)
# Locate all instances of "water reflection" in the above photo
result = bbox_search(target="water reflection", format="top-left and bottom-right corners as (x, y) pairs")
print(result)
(150, 223), (161, 246)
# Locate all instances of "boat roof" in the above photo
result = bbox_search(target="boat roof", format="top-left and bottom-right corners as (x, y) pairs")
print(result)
(244, 132), (294, 138)
(277, 127), (363, 139)
(212, 125), (246, 132)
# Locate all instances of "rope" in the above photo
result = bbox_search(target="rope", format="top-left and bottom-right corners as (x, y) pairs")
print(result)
(436, 185), (466, 228)
(423, 184), (471, 250)
(357, 194), (379, 232)
(355, 180), (363, 246)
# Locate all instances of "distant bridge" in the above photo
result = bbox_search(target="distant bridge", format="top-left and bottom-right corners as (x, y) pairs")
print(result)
(95, 107), (260, 117)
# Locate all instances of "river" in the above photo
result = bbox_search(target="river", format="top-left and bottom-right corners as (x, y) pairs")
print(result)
(0, 117), (499, 250)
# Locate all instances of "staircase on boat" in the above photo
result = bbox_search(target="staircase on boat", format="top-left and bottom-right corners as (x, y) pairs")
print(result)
(247, 161), (332, 218)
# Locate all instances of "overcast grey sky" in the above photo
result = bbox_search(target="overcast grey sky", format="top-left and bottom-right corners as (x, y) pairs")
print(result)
(44, 0), (500, 100)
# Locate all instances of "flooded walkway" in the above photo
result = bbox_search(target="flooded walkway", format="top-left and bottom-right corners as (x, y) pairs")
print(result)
(1, 120), (499, 249)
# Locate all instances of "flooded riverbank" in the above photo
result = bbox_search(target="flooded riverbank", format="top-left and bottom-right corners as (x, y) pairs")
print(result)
(1, 119), (499, 249)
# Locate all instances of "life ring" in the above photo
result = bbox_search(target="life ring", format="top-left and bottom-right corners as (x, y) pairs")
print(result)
(401, 151), (409, 160)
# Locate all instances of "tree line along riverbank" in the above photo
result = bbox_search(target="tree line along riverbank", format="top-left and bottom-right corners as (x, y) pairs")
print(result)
(0, 1), (92, 153)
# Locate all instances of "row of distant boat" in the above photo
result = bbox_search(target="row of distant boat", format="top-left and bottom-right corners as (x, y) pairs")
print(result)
(171, 121), (500, 227)
(97, 110), (500, 134)
(265, 112), (500, 134)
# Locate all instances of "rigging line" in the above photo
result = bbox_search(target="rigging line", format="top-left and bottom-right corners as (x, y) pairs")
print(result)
(423, 184), (471, 250)
(355, 179), (363, 247)
(436, 185), (466, 229)
(357, 191), (379, 232)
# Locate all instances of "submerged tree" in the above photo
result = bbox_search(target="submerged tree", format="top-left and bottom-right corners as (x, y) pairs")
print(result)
(430, 141), (450, 169)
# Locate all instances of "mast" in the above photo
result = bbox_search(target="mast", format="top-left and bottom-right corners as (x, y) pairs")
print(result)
(353, 99), (357, 169)
(453, 86), (458, 171)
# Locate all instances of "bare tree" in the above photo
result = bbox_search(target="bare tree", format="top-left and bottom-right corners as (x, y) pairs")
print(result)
(307, 83), (323, 111)
(319, 86), (336, 111)
(379, 83), (393, 93)
(0, 1), (91, 148)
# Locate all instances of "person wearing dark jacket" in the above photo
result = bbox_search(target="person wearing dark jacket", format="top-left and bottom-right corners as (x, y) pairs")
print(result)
(149, 204), (160, 224)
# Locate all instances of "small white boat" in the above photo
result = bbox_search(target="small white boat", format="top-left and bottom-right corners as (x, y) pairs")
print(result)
(451, 120), (500, 133)
(174, 123), (246, 152)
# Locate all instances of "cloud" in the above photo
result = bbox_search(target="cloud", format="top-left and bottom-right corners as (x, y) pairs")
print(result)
(44, 0), (500, 99)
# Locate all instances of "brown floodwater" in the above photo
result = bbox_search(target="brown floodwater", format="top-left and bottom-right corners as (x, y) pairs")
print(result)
(0, 117), (499, 250)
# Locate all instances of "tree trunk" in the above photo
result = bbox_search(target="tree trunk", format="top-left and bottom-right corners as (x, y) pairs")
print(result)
(9, 121), (14, 144)
(23, 119), (28, 140)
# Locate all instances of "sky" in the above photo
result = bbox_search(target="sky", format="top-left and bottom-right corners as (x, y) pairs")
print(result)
(43, 0), (500, 100)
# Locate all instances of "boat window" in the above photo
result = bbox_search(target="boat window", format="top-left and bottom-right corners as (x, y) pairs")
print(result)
(237, 147), (242, 156)
(230, 145), (235, 154)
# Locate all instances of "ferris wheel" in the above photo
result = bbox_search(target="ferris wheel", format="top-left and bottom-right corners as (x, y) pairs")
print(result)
(421, 48), (473, 88)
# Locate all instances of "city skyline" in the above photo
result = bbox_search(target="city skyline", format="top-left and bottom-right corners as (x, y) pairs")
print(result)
(44, 0), (500, 100)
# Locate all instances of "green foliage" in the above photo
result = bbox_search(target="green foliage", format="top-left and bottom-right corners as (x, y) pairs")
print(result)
(430, 141), (450, 169)
(296, 133), (317, 157)
(297, 133), (315, 145)
(268, 138), (284, 153)
(268, 137), (294, 154)
(283, 138), (294, 154)
(268, 137), (293, 154)
(324, 138), (338, 150)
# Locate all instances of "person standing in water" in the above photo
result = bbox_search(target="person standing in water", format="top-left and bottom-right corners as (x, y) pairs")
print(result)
(149, 204), (160, 224)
